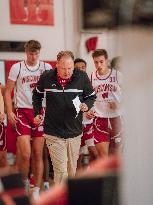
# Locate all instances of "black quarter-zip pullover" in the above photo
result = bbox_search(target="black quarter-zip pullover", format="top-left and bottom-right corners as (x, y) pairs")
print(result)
(32, 68), (96, 138)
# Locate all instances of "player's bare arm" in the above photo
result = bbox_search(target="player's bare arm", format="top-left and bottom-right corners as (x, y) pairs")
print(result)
(0, 88), (5, 122)
(5, 79), (17, 125)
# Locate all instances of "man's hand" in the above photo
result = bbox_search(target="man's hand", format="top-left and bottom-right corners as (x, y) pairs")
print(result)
(86, 109), (95, 120)
(8, 112), (17, 125)
(80, 103), (88, 112)
(34, 115), (43, 125)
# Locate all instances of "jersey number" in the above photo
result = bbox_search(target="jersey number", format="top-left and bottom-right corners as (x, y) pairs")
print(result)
(109, 76), (116, 82)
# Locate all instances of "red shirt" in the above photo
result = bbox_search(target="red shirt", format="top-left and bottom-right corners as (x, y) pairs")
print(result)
(57, 75), (71, 88)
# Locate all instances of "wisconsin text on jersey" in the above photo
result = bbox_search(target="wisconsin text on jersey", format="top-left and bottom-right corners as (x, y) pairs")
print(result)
(95, 84), (117, 93)
(22, 69), (45, 84)
(22, 75), (40, 84)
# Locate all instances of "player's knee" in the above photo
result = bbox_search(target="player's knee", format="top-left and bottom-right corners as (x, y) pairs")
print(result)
(0, 155), (7, 167)
(21, 152), (31, 162)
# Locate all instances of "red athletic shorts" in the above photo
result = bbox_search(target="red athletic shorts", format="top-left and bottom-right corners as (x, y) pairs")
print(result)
(93, 116), (122, 147)
(81, 124), (94, 148)
(0, 122), (6, 151)
(80, 123), (94, 155)
(15, 108), (44, 138)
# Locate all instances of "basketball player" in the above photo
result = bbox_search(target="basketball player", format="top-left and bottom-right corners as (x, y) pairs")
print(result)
(74, 58), (98, 170)
(110, 56), (122, 71)
(74, 58), (87, 72)
(0, 83), (7, 168)
(87, 49), (123, 157)
(5, 40), (52, 198)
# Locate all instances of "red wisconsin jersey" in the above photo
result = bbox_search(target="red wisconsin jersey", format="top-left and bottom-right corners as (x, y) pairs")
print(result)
(91, 69), (122, 118)
(8, 60), (52, 108)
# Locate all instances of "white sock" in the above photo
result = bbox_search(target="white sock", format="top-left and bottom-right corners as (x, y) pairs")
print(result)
(32, 187), (40, 200)
(23, 179), (29, 194)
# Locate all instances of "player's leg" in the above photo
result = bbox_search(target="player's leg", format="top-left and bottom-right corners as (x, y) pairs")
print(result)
(109, 116), (123, 155)
(0, 123), (8, 167)
(15, 108), (32, 192)
(31, 136), (44, 198)
(76, 136), (86, 171)
(16, 134), (31, 193)
(88, 146), (98, 162)
(95, 142), (109, 158)
(16, 136), (31, 179)
(0, 151), (7, 167)
(93, 117), (110, 158)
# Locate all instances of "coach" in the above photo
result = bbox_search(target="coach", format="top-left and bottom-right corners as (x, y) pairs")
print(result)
(32, 51), (96, 184)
